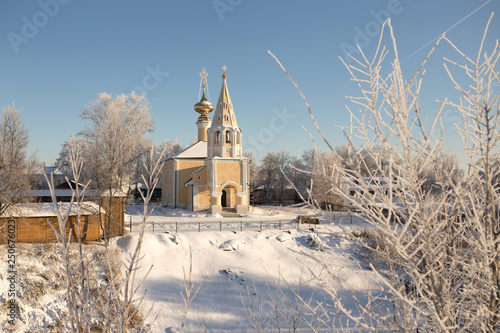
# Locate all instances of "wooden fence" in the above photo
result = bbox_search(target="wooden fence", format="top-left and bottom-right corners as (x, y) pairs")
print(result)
(0, 215), (104, 244)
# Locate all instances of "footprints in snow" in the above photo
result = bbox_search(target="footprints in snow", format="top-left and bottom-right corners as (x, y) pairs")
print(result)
(220, 268), (247, 287)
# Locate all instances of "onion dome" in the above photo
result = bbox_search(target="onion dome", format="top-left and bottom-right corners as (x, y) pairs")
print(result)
(194, 85), (214, 121)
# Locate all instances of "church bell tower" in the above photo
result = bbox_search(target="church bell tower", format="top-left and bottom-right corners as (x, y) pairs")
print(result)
(205, 66), (249, 214)
(206, 66), (243, 158)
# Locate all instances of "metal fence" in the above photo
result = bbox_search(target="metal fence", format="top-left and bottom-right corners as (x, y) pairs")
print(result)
(126, 210), (363, 234)
(127, 218), (299, 233)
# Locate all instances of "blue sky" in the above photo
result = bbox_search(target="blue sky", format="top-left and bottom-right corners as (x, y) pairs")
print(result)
(1, 0), (499, 166)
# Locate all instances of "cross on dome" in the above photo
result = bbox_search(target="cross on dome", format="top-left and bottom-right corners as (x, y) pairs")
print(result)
(199, 68), (208, 86)
(222, 65), (227, 79)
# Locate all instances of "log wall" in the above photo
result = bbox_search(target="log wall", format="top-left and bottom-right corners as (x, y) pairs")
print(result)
(0, 214), (104, 244)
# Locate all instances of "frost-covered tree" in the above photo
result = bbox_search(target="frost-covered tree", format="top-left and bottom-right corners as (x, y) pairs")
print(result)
(0, 103), (36, 216)
(416, 150), (463, 194)
(299, 148), (316, 174)
(79, 92), (154, 191)
(289, 154), (310, 191)
(257, 151), (280, 203)
(258, 150), (295, 204)
(46, 138), (167, 332)
(332, 17), (499, 331)
(79, 92), (154, 236)
(309, 150), (343, 209)
(243, 151), (259, 192)
(334, 143), (403, 177)
(55, 136), (91, 181)
(157, 139), (182, 159)
(131, 138), (182, 199)
(270, 13), (499, 331)
(441, 18), (500, 329)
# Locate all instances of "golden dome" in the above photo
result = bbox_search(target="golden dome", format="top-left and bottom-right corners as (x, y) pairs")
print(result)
(194, 86), (214, 121)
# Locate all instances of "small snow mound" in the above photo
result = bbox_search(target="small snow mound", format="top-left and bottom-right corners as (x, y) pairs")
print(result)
(219, 239), (246, 251)
(276, 235), (291, 242)
(213, 213), (223, 218)
(307, 234), (324, 251)
(166, 328), (179, 333)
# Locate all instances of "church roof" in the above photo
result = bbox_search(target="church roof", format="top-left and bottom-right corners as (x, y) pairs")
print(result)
(163, 141), (207, 161)
(210, 67), (238, 129)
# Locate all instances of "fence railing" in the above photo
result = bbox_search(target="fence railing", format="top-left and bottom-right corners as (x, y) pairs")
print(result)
(127, 219), (300, 233)
(125, 210), (362, 234)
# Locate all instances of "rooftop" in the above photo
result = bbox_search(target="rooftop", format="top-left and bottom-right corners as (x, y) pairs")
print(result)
(163, 141), (207, 161)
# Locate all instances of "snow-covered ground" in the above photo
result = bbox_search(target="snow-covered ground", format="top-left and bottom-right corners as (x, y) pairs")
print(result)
(125, 205), (305, 235)
(118, 205), (388, 332)
(125, 204), (299, 222)
(0, 205), (388, 332)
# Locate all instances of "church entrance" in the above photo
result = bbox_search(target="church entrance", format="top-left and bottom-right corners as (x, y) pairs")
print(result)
(221, 190), (227, 207)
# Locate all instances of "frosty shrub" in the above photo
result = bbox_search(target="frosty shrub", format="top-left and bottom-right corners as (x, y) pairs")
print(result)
(121, 144), (168, 332)
(271, 14), (499, 332)
(45, 140), (168, 332)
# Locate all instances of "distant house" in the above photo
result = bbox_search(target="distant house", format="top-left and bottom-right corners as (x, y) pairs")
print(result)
(28, 180), (90, 202)
(131, 182), (162, 202)
(28, 189), (75, 202)
(341, 176), (407, 210)
(32, 164), (66, 189)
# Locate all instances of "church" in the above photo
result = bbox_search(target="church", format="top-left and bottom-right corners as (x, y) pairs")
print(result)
(161, 67), (250, 214)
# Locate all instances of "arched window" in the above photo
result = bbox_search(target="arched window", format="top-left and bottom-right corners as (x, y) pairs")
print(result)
(225, 131), (231, 143)
(215, 131), (220, 143)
